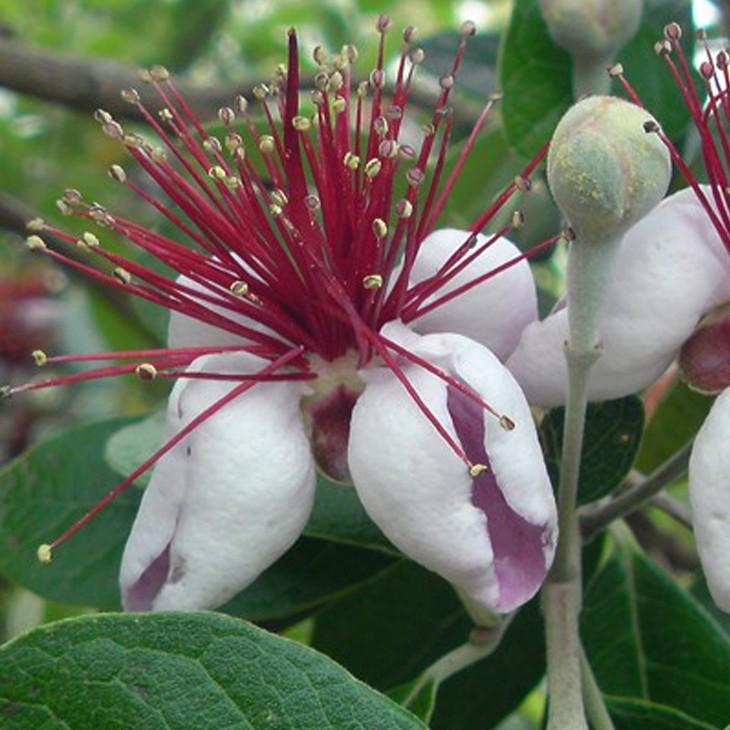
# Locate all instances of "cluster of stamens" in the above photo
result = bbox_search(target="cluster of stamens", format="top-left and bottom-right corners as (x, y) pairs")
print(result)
(7, 16), (559, 561)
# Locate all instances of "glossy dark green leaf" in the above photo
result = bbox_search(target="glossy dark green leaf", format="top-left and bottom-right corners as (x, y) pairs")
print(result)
(498, 0), (572, 157)
(582, 540), (730, 728)
(637, 381), (711, 472)
(541, 396), (645, 504)
(616, 0), (695, 141)
(0, 612), (427, 730)
(306, 474), (396, 554)
(0, 419), (394, 615)
(607, 698), (719, 730)
(388, 679), (438, 725)
(312, 561), (546, 730)
(0, 417), (142, 608)
(499, 0), (694, 157)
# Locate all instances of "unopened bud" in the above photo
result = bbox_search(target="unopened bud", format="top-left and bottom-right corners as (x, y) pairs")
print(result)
(547, 96), (670, 241)
(538, 0), (642, 60)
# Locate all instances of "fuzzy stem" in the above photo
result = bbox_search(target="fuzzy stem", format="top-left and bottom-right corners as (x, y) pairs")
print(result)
(580, 646), (616, 730)
(402, 619), (511, 708)
(572, 55), (612, 98)
(544, 234), (622, 730)
(581, 441), (692, 540)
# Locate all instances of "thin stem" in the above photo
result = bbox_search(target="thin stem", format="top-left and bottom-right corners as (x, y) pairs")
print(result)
(650, 493), (693, 531)
(580, 441), (692, 540)
(544, 234), (622, 730)
(543, 569), (587, 730)
(402, 619), (511, 708)
(572, 55), (612, 98)
(580, 646), (616, 730)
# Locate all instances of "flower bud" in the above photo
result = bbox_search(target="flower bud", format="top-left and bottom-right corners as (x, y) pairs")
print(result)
(539, 0), (642, 60)
(679, 303), (730, 395)
(547, 96), (670, 242)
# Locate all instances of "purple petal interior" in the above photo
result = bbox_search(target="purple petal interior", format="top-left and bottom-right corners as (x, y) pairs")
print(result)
(447, 381), (548, 612)
(123, 544), (171, 611)
(309, 383), (358, 482)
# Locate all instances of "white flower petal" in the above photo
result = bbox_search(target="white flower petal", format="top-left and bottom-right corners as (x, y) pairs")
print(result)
(507, 188), (730, 406)
(167, 273), (277, 349)
(348, 321), (557, 613)
(120, 351), (315, 611)
(408, 229), (538, 361)
(689, 387), (730, 612)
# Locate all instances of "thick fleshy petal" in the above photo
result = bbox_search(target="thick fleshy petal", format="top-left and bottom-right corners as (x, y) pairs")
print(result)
(507, 188), (730, 406)
(120, 351), (315, 611)
(348, 321), (557, 613)
(688, 387), (730, 612)
(408, 229), (538, 361)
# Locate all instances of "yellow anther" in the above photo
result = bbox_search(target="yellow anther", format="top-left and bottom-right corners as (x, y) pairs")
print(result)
(396, 199), (413, 219)
(149, 65), (170, 82)
(363, 274), (383, 290)
(259, 135), (275, 154)
(151, 147), (168, 163)
(292, 115), (311, 132)
(32, 350), (48, 367)
(343, 152), (360, 170)
(512, 211), (525, 228)
(269, 203), (283, 217)
(120, 88), (140, 104)
(271, 189), (288, 207)
(113, 267), (132, 285)
(82, 232), (100, 248)
(499, 415), (516, 431)
(224, 176), (240, 191)
(108, 164), (127, 183)
(135, 363), (158, 380)
(514, 175), (531, 192)
(158, 108), (174, 123)
(208, 165), (226, 180)
(37, 544), (53, 564)
(203, 137), (222, 154)
(469, 463), (488, 478)
(26, 235), (46, 250)
(230, 280), (249, 297)
(372, 218), (388, 239)
(26, 218), (46, 232)
(331, 97), (347, 114)
(364, 159), (382, 179)
(253, 83), (270, 100)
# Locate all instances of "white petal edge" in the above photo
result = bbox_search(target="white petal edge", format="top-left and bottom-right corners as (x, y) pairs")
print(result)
(408, 229), (538, 361)
(689, 387), (730, 612)
(120, 351), (316, 611)
(507, 188), (730, 406)
(348, 321), (557, 612)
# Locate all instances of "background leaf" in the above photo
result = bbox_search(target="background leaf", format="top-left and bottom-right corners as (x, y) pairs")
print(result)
(582, 539), (730, 729)
(0, 612), (427, 729)
(540, 396), (645, 504)
(312, 561), (546, 730)
(0, 419), (395, 616)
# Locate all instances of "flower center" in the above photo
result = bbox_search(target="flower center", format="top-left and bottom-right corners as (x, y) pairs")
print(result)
(302, 352), (364, 482)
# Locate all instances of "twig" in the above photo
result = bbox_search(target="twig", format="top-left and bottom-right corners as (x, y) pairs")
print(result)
(580, 441), (692, 541)
(0, 37), (483, 126)
(650, 493), (693, 531)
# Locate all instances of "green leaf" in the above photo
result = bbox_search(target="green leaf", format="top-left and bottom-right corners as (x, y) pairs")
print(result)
(541, 396), (645, 504)
(616, 0), (695, 141)
(388, 679), (438, 724)
(0, 419), (394, 615)
(582, 540), (730, 728)
(607, 698), (718, 730)
(498, 0), (572, 157)
(312, 561), (546, 730)
(637, 381), (711, 472)
(0, 612), (427, 730)
(499, 0), (695, 158)
(0, 417), (142, 608)
(305, 475), (396, 554)
(105, 409), (166, 487)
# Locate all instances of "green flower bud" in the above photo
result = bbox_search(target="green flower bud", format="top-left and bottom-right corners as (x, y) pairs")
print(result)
(539, 0), (642, 60)
(547, 96), (671, 242)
